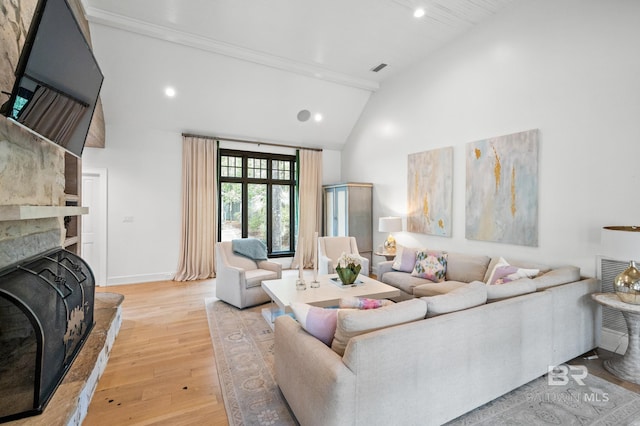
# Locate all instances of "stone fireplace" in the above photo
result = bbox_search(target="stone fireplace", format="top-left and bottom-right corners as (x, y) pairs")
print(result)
(0, 1), (113, 423)
(0, 116), (100, 424)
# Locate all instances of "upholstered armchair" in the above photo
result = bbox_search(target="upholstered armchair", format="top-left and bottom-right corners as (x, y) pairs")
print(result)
(317, 236), (369, 276)
(215, 241), (282, 309)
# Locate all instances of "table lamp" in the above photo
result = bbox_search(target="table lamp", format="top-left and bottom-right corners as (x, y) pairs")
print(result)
(602, 226), (640, 304)
(379, 217), (402, 253)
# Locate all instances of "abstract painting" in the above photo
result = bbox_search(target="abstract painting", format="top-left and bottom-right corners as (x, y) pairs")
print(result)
(407, 146), (453, 237)
(465, 129), (539, 246)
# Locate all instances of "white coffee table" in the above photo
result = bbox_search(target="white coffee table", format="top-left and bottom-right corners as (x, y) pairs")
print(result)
(261, 274), (401, 326)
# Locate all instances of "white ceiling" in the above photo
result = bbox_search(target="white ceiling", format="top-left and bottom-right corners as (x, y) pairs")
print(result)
(81, 0), (519, 91)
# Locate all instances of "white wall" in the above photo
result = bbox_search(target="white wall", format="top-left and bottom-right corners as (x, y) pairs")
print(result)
(343, 0), (640, 277)
(83, 126), (181, 284)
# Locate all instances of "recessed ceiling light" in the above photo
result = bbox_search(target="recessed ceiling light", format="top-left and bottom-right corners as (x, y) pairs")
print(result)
(164, 86), (176, 98)
(314, 113), (323, 122)
(413, 8), (425, 18)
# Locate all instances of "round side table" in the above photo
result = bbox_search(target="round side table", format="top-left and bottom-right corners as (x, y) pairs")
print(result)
(591, 292), (640, 384)
(374, 250), (396, 261)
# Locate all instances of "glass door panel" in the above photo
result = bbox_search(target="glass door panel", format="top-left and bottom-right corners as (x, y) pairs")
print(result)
(221, 182), (242, 241)
(248, 183), (267, 244)
(272, 185), (290, 252)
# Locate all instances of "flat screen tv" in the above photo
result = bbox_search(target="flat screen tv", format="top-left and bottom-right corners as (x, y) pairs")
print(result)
(0, 0), (103, 158)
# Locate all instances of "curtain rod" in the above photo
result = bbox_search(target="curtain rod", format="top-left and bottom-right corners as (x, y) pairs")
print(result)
(181, 133), (323, 152)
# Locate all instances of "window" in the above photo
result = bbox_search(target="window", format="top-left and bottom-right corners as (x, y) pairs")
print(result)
(218, 149), (296, 256)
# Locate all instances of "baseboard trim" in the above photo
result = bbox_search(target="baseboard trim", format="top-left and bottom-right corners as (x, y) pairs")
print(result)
(106, 272), (175, 286)
(600, 327), (628, 355)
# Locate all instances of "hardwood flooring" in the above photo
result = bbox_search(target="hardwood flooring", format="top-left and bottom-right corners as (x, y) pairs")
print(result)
(85, 279), (228, 426)
(84, 278), (639, 425)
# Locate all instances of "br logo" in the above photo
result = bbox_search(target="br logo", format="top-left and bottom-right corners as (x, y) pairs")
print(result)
(547, 364), (588, 386)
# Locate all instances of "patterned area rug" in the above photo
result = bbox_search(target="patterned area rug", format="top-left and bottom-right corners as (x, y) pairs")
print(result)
(445, 372), (640, 425)
(206, 298), (298, 425)
(206, 298), (640, 426)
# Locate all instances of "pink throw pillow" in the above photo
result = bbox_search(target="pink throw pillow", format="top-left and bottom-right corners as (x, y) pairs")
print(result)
(290, 303), (338, 346)
(487, 257), (539, 285)
(392, 246), (417, 273)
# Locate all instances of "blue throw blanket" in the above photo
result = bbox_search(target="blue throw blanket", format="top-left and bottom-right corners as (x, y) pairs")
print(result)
(232, 238), (268, 261)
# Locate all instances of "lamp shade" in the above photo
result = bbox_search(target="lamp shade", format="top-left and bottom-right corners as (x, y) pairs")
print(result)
(379, 217), (402, 233)
(601, 226), (640, 261)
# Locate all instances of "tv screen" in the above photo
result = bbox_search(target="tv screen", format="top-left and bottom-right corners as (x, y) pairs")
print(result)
(1, 0), (103, 158)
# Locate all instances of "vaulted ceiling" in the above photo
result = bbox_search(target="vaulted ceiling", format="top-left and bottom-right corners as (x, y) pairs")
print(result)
(82, 0), (518, 90)
(79, 0), (520, 149)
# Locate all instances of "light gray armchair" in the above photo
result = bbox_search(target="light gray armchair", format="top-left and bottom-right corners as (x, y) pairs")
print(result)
(215, 241), (282, 309)
(317, 236), (369, 276)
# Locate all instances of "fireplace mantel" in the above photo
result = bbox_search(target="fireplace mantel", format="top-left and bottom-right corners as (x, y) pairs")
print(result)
(0, 205), (88, 221)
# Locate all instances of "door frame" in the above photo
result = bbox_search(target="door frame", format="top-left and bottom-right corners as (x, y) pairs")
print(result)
(82, 167), (108, 286)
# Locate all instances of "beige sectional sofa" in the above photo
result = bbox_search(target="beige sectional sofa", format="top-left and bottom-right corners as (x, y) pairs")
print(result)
(274, 249), (601, 426)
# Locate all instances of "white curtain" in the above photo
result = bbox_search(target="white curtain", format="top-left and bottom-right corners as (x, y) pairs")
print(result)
(292, 149), (323, 269)
(174, 136), (217, 281)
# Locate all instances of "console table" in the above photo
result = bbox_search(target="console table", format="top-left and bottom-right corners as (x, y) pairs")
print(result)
(591, 292), (640, 384)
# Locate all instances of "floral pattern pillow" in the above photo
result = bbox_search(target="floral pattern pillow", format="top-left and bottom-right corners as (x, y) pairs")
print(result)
(411, 250), (448, 282)
(339, 297), (395, 309)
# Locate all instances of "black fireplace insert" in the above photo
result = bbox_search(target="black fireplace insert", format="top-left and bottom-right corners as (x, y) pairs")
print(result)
(0, 248), (95, 422)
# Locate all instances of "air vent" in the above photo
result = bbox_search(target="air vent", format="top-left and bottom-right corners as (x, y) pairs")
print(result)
(600, 258), (628, 333)
(370, 63), (388, 73)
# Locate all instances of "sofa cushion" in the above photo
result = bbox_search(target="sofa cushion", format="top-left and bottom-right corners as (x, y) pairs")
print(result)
(339, 297), (395, 309)
(411, 250), (447, 282)
(486, 278), (537, 301)
(290, 303), (338, 346)
(331, 299), (427, 356)
(381, 271), (433, 294)
(533, 266), (581, 290)
(421, 281), (487, 317)
(413, 281), (466, 297)
(487, 257), (539, 285)
(245, 268), (279, 288)
(445, 252), (491, 283)
(392, 245), (418, 273)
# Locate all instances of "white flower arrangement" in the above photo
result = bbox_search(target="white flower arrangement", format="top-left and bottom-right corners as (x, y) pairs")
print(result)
(337, 252), (362, 269)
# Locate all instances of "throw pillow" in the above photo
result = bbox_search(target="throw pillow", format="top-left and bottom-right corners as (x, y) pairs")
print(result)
(487, 257), (539, 285)
(411, 250), (448, 282)
(331, 299), (427, 356)
(290, 303), (338, 346)
(392, 246), (417, 273)
(339, 297), (394, 310)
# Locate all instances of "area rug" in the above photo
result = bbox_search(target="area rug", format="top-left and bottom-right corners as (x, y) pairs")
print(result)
(206, 298), (298, 425)
(206, 298), (640, 426)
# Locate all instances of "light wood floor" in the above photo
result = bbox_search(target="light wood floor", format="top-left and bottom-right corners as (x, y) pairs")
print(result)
(85, 279), (228, 425)
(84, 279), (640, 425)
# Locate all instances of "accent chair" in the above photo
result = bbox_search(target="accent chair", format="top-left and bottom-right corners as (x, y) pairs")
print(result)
(317, 236), (369, 276)
(215, 241), (282, 309)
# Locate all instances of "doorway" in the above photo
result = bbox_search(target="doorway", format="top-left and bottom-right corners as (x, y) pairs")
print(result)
(82, 168), (107, 286)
